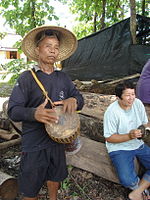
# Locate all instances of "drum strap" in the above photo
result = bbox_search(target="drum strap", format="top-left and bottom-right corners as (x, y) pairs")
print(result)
(30, 69), (55, 108)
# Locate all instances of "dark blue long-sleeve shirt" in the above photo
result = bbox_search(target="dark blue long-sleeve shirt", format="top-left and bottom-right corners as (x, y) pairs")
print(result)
(8, 68), (84, 152)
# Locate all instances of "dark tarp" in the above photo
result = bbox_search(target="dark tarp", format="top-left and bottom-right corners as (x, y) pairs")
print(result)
(62, 15), (150, 81)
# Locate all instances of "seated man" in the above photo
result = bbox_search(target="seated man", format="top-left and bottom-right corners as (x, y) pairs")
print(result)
(103, 80), (150, 200)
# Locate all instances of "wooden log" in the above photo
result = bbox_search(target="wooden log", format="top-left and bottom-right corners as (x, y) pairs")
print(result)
(78, 74), (140, 94)
(0, 98), (8, 113)
(66, 136), (140, 184)
(10, 121), (22, 134)
(0, 138), (21, 150)
(79, 93), (115, 142)
(80, 114), (104, 143)
(105, 73), (140, 85)
(1, 100), (22, 134)
(0, 171), (18, 200)
(0, 118), (11, 130)
(81, 92), (116, 120)
(2, 99), (9, 118)
(0, 129), (20, 140)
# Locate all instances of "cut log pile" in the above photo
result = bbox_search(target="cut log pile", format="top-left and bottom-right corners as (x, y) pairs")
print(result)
(0, 100), (21, 200)
(1, 73), (150, 197)
(74, 73), (140, 94)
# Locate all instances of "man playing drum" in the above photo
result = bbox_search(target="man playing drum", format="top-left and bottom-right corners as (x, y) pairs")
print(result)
(7, 26), (84, 200)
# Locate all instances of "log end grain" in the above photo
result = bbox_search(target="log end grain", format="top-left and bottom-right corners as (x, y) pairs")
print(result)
(0, 178), (18, 200)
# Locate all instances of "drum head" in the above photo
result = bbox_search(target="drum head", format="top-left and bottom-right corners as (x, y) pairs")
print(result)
(45, 106), (80, 142)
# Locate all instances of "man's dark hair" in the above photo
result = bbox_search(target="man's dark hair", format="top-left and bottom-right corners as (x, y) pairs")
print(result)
(35, 30), (60, 46)
(115, 80), (135, 99)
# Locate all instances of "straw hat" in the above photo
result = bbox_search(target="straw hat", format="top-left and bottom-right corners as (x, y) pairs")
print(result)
(21, 25), (78, 62)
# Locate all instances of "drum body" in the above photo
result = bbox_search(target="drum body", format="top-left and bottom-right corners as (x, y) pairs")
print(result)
(65, 136), (82, 155)
(45, 106), (80, 144)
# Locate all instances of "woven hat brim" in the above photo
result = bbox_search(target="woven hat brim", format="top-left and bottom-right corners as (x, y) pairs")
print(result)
(21, 26), (78, 62)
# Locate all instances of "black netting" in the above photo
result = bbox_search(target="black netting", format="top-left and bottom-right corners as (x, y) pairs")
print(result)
(62, 15), (150, 81)
(136, 15), (150, 45)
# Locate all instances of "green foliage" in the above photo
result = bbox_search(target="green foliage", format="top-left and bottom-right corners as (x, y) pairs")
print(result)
(1, 59), (34, 84)
(0, 0), (59, 37)
(60, 165), (80, 197)
(13, 40), (22, 53)
(59, 0), (150, 38)
(59, 0), (130, 38)
(136, 0), (150, 16)
(61, 165), (72, 190)
(61, 177), (71, 190)
(0, 32), (7, 40)
(0, 82), (14, 97)
(0, 0), (60, 78)
(72, 22), (94, 39)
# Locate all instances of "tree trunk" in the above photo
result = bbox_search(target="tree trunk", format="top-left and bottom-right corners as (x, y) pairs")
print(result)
(30, 0), (36, 28)
(142, 0), (145, 16)
(93, 11), (98, 32)
(129, 0), (137, 44)
(100, 0), (106, 29)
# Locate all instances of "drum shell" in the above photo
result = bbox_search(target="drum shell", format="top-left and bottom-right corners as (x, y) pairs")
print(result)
(65, 136), (82, 155)
(45, 106), (80, 144)
(49, 127), (80, 144)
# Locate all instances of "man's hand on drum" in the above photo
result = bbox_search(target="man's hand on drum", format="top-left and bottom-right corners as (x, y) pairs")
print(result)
(54, 97), (77, 114)
(34, 99), (58, 124)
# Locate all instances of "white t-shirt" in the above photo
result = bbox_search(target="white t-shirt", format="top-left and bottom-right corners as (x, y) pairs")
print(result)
(104, 98), (148, 153)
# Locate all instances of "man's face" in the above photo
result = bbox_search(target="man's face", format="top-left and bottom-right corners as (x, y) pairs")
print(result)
(36, 36), (60, 65)
(118, 88), (135, 109)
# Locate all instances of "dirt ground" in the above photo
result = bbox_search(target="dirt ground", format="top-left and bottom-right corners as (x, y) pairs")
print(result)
(0, 144), (130, 200)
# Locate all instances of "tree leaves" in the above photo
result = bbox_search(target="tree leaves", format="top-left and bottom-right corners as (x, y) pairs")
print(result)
(59, 0), (149, 39)
(0, 0), (59, 37)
